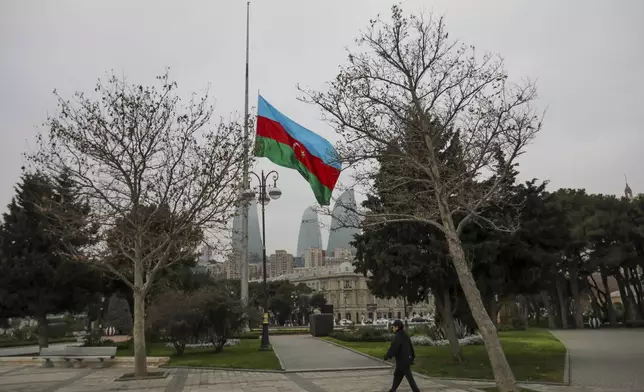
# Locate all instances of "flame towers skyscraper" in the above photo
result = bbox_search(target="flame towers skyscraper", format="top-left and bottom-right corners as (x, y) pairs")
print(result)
(232, 198), (263, 263)
(326, 189), (361, 255)
(296, 207), (323, 257)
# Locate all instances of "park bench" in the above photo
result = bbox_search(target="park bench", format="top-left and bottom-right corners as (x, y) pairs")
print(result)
(36, 346), (117, 368)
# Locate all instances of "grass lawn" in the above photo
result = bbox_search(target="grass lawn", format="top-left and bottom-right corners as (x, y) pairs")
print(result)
(323, 329), (566, 382)
(116, 339), (281, 370)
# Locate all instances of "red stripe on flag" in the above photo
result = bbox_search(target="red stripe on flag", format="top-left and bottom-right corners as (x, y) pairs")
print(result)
(257, 116), (340, 190)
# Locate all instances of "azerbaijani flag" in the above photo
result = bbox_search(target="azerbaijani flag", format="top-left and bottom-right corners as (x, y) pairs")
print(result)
(255, 95), (341, 205)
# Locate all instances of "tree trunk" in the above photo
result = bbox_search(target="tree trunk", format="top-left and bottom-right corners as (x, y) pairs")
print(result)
(541, 290), (557, 329)
(568, 261), (584, 329)
(36, 314), (49, 349)
(600, 266), (617, 326)
(173, 342), (185, 356)
(486, 295), (499, 332)
(628, 267), (644, 319)
(132, 290), (147, 377)
(623, 269), (642, 320)
(587, 285), (603, 320)
(531, 296), (541, 327)
(436, 289), (462, 362)
(555, 275), (569, 329)
(445, 233), (517, 392)
(516, 295), (528, 329)
(132, 251), (148, 377)
(615, 270), (634, 321)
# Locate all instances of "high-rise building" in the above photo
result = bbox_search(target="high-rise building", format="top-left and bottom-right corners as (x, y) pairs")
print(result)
(269, 250), (294, 278)
(249, 263), (262, 280)
(199, 243), (213, 263)
(296, 207), (323, 257)
(231, 198), (263, 263)
(332, 247), (355, 259)
(303, 248), (324, 268)
(327, 189), (361, 254)
(226, 249), (241, 280)
(208, 262), (227, 279)
(325, 248), (355, 267)
(293, 256), (304, 268)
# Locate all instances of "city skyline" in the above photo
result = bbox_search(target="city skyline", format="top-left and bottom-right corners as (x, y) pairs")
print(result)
(228, 192), (360, 257)
(1, 0), (642, 257)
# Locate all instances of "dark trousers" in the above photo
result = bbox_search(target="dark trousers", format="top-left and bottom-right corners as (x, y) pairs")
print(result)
(390, 365), (420, 392)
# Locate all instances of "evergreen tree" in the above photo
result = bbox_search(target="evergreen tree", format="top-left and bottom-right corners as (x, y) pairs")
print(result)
(0, 171), (97, 347)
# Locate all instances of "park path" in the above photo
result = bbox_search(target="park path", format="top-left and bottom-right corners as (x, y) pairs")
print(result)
(270, 335), (391, 371)
(551, 329), (644, 390)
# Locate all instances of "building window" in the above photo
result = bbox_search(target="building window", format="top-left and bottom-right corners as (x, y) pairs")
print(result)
(397, 311), (401, 319)
(344, 280), (352, 289)
(368, 312), (374, 320)
(346, 312), (351, 321)
(337, 313), (341, 320)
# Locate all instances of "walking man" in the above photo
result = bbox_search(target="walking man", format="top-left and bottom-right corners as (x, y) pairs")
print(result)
(383, 319), (420, 392)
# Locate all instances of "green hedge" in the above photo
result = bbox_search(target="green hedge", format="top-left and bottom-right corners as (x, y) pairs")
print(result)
(234, 329), (310, 339)
(329, 328), (393, 342)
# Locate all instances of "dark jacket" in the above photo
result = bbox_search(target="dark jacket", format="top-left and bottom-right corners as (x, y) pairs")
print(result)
(385, 329), (415, 367)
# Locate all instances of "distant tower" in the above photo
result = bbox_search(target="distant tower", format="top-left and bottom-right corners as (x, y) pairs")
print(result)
(326, 189), (361, 255)
(231, 199), (263, 263)
(625, 175), (633, 200)
(296, 207), (323, 257)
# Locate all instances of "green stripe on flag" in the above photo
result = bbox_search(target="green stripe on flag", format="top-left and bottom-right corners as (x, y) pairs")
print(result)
(255, 136), (333, 205)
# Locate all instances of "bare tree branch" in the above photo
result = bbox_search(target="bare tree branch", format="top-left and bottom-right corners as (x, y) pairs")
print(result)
(27, 70), (245, 375)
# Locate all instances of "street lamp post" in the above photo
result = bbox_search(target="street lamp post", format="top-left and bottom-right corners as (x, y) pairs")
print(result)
(247, 170), (281, 351)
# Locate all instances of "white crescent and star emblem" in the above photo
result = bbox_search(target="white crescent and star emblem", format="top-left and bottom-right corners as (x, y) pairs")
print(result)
(292, 142), (306, 158)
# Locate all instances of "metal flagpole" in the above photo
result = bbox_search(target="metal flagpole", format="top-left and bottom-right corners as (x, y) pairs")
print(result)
(240, 1), (251, 321)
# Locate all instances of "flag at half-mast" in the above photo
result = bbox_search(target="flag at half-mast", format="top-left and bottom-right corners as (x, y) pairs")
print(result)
(254, 95), (341, 205)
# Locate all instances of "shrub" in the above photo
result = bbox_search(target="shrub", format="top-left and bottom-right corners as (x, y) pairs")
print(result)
(12, 325), (37, 341)
(164, 339), (240, 349)
(234, 329), (310, 339)
(104, 295), (133, 335)
(410, 334), (484, 347)
(410, 324), (445, 340)
(330, 328), (393, 342)
(82, 328), (105, 346)
(48, 322), (70, 339)
(147, 290), (204, 356)
(198, 287), (245, 353)
(147, 286), (245, 355)
(116, 338), (133, 351)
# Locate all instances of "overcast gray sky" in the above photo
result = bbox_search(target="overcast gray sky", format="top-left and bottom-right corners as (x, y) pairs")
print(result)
(1, 0), (643, 255)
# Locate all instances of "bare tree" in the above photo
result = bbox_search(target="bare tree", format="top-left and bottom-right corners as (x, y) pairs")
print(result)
(302, 7), (541, 392)
(30, 71), (244, 377)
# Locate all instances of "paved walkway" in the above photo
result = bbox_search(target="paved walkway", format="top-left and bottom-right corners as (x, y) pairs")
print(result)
(0, 365), (463, 392)
(270, 335), (389, 371)
(551, 329), (644, 390)
(1, 365), (641, 392)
